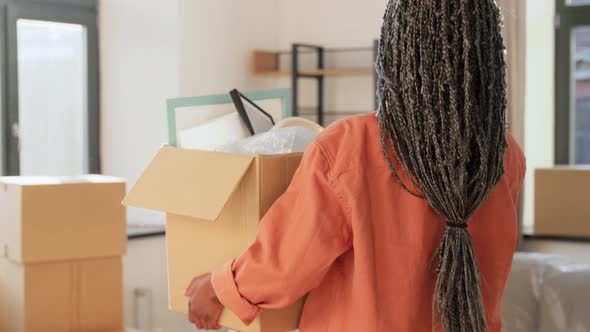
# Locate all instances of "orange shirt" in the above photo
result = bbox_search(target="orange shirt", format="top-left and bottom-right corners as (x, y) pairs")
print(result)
(212, 113), (526, 331)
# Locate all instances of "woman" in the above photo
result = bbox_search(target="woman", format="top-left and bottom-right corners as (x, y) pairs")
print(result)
(185, 0), (526, 331)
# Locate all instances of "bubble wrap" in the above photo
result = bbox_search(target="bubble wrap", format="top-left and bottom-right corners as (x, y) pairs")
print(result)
(215, 126), (316, 155)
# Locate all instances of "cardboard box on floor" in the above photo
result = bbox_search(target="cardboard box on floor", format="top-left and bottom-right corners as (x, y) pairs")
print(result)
(0, 175), (127, 332)
(123, 146), (305, 332)
(0, 256), (123, 332)
(0, 175), (127, 263)
(535, 167), (590, 237)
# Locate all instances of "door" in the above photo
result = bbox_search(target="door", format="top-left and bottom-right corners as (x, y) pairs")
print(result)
(555, 0), (590, 164)
(4, 0), (99, 175)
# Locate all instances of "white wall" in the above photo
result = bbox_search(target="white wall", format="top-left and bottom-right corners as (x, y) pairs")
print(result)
(277, 0), (387, 120)
(522, 0), (556, 229)
(278, 0), (386, 47)
(97, 0), (389, 206)
(99, 0), (280, 225)
(518, 0), (590, 260)
(99, 1), (282, 329)
(99, 0), (180, 224)
(176, 0), (280, 97)
(124, 237), (198, 332)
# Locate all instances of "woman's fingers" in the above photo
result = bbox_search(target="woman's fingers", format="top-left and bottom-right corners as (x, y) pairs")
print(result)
(188, 299), (194, 323)
(211, 306), (223, 329)
(201, 314), (214, 330)
(185, 276), (198, 296)
(185, 273), (223, 330)
(193, 318), (204, 330)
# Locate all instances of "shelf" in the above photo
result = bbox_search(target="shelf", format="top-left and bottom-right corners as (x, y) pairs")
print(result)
(254, 67), (374, 77)
(252, 70), (291, 77)
(252, 48), (375, 78)
(276, 46), (374, 55)
(252, 43), (379, 126)
(298, 109), (370, 116)
(306, 68), (374, 76)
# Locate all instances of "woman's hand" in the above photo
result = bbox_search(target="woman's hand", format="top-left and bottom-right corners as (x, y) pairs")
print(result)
(184, 273), (224, 330)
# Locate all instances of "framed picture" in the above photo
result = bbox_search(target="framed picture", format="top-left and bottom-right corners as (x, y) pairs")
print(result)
(166, 88), (292, 147)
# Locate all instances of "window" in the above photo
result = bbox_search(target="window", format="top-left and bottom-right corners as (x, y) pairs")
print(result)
(1, 0), (99, 176)
(555, 0), (590, 164)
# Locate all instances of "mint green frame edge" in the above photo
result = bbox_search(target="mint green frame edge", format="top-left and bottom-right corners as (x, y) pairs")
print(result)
(166, 88), (292, 147)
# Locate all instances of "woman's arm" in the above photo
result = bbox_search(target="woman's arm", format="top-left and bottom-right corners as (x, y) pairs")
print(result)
(202, 141), (352, 326)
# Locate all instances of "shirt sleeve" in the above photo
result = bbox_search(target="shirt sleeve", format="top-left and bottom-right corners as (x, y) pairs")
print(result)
(505, 134), (527, 205)
(211, 141), (352, 325)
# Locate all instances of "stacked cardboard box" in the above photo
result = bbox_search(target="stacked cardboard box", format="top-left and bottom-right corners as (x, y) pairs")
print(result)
(123, 147), (305, 332)
(0, 175), (127, 332)
(535, 167), (590, 237)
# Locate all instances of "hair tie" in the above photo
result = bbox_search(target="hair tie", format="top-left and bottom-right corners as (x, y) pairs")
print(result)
(446, 221), (468, 229)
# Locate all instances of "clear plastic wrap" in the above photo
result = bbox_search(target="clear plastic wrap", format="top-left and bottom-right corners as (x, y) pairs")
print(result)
(537, 265), (590, 332)
(215, 126), (316, 155)
(501, 253), (574, 332)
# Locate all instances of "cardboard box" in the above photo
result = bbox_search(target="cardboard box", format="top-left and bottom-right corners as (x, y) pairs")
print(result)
(0, 175), (127, 263)
(0, 175), (126, 331)
(123, 146), (304, 332)
(535, 167), (590, 237)
(0, 256), (123, 332)
(109, 329), (166, 332)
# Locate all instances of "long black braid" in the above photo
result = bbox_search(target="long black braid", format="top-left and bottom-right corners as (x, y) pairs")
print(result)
(376, 0), (507, 331)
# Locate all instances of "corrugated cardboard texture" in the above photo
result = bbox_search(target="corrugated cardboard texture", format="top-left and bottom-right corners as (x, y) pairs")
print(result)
(260, 300), (305, 332)
(258, 154), (304, 218)
(0, 178), (127, 263)
(0, 257), (25, 331)
(25, 260), (77, 331)
(535, 167), (590, 237)
(107, 329), (166, 332)
(0, 257), (122, 332)
(256, 154), (305, 332)
(77, 258), (124, 330)
(123, 147), (255, 221)
(167, 154), (303, 332)
(0, 182), (22, 260)
(166, 158), (259, 315)
(124, 148), (304, 332)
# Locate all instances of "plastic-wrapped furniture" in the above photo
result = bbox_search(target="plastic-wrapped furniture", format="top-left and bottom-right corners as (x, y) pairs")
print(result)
(537, 265), (590, 332)
(502, 253), (574, 332)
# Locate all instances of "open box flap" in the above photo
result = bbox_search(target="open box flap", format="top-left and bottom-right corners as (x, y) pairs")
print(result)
(123, 146), (255, 221)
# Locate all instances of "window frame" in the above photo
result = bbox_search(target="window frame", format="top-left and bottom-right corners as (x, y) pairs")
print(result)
(1, 0), (99, 175)
(555, 0), (590, 164)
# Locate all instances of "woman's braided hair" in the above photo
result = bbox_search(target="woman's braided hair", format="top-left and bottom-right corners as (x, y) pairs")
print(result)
(376, 0), (507, 331)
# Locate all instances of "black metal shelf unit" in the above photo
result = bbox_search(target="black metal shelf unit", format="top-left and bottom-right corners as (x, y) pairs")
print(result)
(291, 44), (324, 125)
(285, 41), (379, 126)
